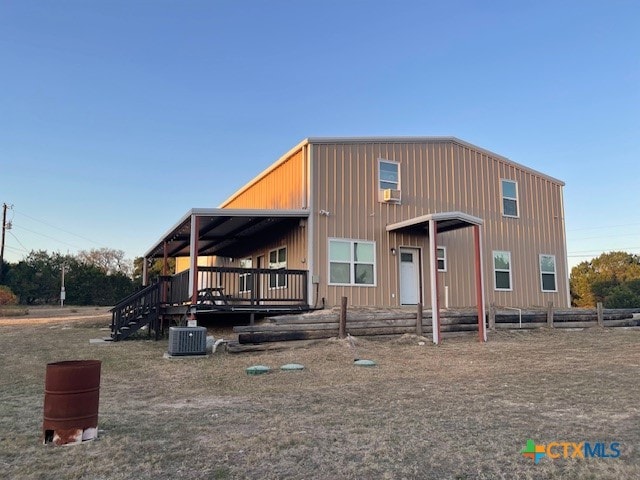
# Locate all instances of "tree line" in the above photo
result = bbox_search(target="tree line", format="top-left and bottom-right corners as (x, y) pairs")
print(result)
(570, 251), (640, 308)
(0, 248), (173, 306)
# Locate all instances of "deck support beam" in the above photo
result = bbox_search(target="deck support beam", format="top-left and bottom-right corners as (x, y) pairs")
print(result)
(188, 214), (200, 304)
(142, 257), (148, 286)
(162, 241), (169, 276)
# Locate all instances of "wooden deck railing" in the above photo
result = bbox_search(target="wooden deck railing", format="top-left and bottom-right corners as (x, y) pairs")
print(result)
(166, 266), (309, 308)
(110, 281), (161, 340)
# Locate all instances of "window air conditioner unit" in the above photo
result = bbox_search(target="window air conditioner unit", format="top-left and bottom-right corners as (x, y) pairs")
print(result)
(383, 189), (401, 202)
(168, 326), (207, 356)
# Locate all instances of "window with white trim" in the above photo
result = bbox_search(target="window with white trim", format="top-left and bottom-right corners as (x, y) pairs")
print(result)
(539, 254), (557, 292)
(239, 258), (252, 293)
(437, 246), (447, 272)
(493, 251), (512, 291)
(378, 159), (399, 190)
(268, 247), (287, 288)
(329, 239), (376, 286)
(501, 179), (519, 217)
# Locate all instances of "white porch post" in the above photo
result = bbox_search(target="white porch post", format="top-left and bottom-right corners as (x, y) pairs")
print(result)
(429, 219), (441, 344)
(474, 225), (487, 342)
(188, 214), (200, 304)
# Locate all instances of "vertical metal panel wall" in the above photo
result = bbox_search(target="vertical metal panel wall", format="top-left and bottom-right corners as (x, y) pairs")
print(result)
(221, 146), (309, 271)
(223, 148), (306, 210)
(310, 139), (568, 309)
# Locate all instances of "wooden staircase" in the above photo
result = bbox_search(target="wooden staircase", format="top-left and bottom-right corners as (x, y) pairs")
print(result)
(110, 281), (163, 341)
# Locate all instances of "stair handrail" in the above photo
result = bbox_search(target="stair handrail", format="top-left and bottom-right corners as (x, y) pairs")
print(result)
(110, 278), (166, 312)
(111, 280), (164, 340)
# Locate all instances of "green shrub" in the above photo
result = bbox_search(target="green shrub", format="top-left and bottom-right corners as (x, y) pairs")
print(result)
(603, 285), (640, 309)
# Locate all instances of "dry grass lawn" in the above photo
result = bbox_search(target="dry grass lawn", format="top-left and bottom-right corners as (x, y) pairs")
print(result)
(0, 310), (639, 479)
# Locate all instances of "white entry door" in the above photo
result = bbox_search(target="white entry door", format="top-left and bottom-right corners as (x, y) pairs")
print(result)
(399, 248), (420, 305)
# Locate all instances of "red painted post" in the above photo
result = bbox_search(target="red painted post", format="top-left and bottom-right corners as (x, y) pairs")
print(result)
(191, 216), (200, 305)
(432, 220), (441, 344)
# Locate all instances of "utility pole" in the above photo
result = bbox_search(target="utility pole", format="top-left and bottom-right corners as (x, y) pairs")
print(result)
(0, 203), (8, 284)
(60, 263), (66, 307)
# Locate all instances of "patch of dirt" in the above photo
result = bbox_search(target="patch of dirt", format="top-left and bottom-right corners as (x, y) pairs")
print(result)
(0, 306), (111, 325)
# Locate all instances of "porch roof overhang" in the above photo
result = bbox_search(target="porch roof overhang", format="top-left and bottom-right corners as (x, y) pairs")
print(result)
(144, 208), (310, 259)
(385, 211), (483, 235)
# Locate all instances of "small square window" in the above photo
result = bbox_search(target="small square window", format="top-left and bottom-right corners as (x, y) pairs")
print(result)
(379, 160), (399, 190)
(501, 179), (519, 217)
(493, 251), (512, 291)
(437, 246), (447, 272)
(539, 254), (557, 292)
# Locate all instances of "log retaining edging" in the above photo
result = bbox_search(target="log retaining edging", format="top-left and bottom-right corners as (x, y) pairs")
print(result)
(231, 303), (640, 346)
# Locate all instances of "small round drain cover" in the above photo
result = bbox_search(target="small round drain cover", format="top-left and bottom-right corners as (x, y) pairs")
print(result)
(354, 359), (377, 367)
(246, 365), (270, 375)
(280, 363), (305, 371)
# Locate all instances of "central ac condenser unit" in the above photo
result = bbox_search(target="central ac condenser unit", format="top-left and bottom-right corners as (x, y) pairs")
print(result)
(168, 327), (207, 356)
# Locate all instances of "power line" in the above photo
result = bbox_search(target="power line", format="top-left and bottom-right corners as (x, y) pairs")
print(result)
(11, 224), (85, 250)
(570, 232), (640, 242)
(4, 244), (29, 254)
(567, 222), (640, 232)
(13, 209), (108, 248)
(7, 231), (30, 254)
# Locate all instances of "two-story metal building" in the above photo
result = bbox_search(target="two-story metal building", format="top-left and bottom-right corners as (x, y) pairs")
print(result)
(116, 137), (568, 342)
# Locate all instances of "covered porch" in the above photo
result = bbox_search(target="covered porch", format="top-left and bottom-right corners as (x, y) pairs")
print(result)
(386, 211), (487, 344)
(111, 208), (311, 341)
(144, 208), (312, 312)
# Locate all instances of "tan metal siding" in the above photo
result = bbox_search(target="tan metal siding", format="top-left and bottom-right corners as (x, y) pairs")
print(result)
(223, 148), (306, 209)
(230, 225), (308, 271)
(310, 140), (568, 309)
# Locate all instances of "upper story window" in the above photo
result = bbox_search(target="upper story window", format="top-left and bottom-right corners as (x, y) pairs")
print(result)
(539, 254), (557, 292)
(437, 246), (447, 272)
(493, 250), (512, 291)
(329, 239), (376, 286)
(268, 247), (287, 288)
(501, 179), (519, 217)
(378, 159), (401, 203)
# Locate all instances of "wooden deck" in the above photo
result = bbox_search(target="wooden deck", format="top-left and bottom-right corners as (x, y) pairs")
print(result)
(111, 266), (310, 340)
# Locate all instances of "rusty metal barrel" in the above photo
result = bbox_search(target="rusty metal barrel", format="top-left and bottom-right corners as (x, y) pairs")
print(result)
(43, 360), (101, 445)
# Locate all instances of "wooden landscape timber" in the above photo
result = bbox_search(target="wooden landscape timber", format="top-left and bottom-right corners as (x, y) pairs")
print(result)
(237, 323), (477, 344)
(492, 305), (638, 330)
(231, 302), (640, 347)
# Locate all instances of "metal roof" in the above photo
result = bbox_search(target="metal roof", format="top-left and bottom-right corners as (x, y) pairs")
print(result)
(386, 211), (484, 234)
(144, 208), (309, 259)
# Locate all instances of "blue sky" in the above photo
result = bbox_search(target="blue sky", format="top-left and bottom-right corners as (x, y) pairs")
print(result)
(1, 0), (638, 270)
